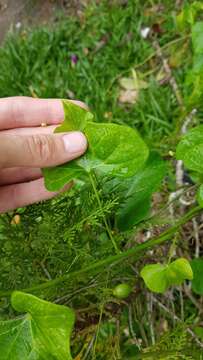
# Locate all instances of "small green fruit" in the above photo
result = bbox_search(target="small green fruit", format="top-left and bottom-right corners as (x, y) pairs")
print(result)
(113, 283), (132, 299)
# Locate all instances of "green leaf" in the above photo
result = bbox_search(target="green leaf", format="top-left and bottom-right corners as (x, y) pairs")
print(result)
(140, 264), (168, 293)
(194, 326), (203, 340)
(116, 152), (166, 231)
(176, 125), (203, 174)
(55, 100), (94, 132)
(141, 258), (193, 294)
(191, 258), (203, 295)
(197, 184), (203, 207)
(192, 22), (203, 58)
(185, 22), (203, 106)
(166, 258), (193, 286)
(43, 100), (149, 191)
(0, 291), (75, 360)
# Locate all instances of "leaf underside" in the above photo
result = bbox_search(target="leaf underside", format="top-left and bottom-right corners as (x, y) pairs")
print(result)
(43, 100), (149, 191)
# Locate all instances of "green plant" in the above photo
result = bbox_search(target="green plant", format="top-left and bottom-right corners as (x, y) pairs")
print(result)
(0, 0), (203, 358)
(191, 259), (203, 295)
(43, 100), (149, 192)
(0, 292), (74, 360)
(141, 258), (193, 294)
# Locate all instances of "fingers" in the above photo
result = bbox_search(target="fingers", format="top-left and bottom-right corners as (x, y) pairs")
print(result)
(0, 178), (72, 213)
(0, 131), (87, 168)
(0, 167), (41, 185)
(2, 125), (57, 136)
(0, 97), (87, 130)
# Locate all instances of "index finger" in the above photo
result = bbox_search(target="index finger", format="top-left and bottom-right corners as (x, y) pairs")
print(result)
(0, 97), (86, 130)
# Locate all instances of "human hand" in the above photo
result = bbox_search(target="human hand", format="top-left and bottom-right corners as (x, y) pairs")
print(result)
(0, 97), (87, 213)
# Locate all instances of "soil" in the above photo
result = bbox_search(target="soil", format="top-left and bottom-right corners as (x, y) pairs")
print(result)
(0, 0), (87, 42)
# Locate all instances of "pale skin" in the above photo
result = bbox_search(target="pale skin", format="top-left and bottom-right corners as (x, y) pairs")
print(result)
(0, 97), (88, 213)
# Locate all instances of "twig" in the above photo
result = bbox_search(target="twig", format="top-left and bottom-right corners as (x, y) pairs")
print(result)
(153, 39), (184, 108)
(147, 293), (155, 345)
(193, 218), (200, 258)
(128, 304), (141, 350)
(82, 334), (96, 360)
(181, 109), (197, 134)
(183, 284), (203, 313)
(40, 262), (52, 280)
(179, 286), (184, 321)
(168, 189), (183, 221)
(176, 109), (197, 189)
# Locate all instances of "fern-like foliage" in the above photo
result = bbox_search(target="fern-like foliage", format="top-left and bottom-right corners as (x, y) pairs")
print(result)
(0, 181), (120, 294)
(142, 324), (202, 359)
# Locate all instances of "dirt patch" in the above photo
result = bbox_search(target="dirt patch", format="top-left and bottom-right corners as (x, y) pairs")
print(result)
(0, 0), (87, 43)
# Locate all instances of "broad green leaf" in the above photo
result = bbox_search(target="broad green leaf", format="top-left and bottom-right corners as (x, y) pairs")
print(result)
(191, 258), (203, 294)
(197, 184), (203, 207)
(116, 152), (166, 231)
(176, 125), (203, 174)
(0, 291), (75, 360)
(141, 258), (193, 294)
(166, 258), (193, 286)
(140, 264), (168, 293)
(43, 100), (149, 191)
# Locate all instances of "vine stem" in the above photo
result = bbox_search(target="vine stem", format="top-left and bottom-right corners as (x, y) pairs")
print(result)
(88, 171), (120, 254)
(0, 205), (201, 298)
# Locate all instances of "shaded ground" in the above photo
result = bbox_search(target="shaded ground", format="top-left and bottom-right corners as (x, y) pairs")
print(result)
(0, 0), (86, 42)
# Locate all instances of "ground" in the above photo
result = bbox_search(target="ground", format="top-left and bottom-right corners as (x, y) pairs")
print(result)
(0, 0), (87, 42)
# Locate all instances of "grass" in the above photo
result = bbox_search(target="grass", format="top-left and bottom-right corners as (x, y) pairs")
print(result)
(0, 1), (179, 144)
(0, 0), (202, 358)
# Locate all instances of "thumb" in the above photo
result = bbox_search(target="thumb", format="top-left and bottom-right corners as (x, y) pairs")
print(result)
(0, 132), (87, 168)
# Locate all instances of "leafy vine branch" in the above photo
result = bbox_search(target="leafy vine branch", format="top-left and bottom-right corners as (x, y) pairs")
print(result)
(0, 205), (200, 298)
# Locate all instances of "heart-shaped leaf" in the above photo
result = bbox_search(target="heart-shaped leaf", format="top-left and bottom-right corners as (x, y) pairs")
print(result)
(0, 291), (75, 360)
(167, 258), (193, 285)
(140, 264), (168, 293)
(43, 100), (149, 191)
(141, 258), (193, 294)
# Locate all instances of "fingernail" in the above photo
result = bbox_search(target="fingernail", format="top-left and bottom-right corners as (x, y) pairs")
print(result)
(63, 131), (87, 155)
